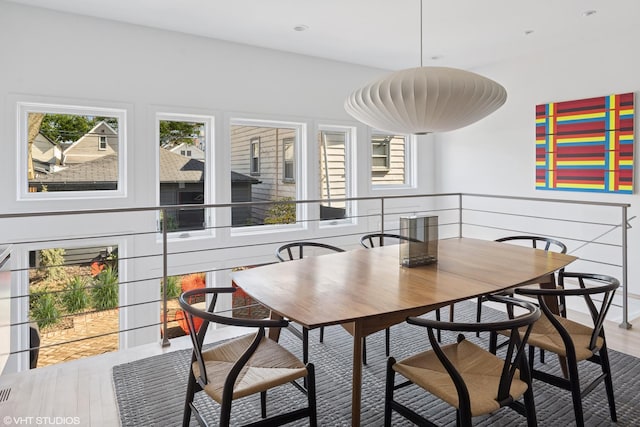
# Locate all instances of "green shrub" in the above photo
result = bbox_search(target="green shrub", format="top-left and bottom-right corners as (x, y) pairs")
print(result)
(264, 197), (296, 225)
(61, 276), (90, 313)
(91, 265), (119, 310)
(30, 290), (60, 329)
(161, 275), (181, 299)
(39, 248), (67, 281)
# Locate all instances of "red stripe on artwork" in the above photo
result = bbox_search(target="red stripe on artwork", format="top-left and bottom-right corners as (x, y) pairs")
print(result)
(555, 96), (606, 113)
(555, 121), (606, 134)
(555, 169), (606, 178)
(556, 145), (605, 155)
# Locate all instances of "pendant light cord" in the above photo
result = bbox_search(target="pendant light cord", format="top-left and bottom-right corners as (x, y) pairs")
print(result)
(420, 0), (423, 67)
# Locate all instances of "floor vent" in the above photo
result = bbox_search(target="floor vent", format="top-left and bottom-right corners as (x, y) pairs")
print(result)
(0, 388), (10, 403)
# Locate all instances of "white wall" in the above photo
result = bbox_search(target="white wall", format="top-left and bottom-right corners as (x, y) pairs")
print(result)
(0, 1), (436, 368)
(435, 28), (640, 318)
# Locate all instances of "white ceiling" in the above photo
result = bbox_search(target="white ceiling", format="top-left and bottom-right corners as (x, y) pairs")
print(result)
(6, 0), (640, 71)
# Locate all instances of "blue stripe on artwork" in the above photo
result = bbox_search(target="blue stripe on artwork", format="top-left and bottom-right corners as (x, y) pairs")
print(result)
(556, 117), (606, 125)
(537, 187), (631, 194)
(555, 141), (605, 147)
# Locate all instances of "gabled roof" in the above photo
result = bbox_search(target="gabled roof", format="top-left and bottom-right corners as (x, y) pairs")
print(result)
(32, 148), (260, 184)
(33, 154), (118, 183)
(62, 120), (118, 155)
(159, 147), (203, 183)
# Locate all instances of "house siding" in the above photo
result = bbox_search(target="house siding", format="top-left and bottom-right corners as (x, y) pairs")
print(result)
(231, 125), (296, 223)
(64, 122), (118, 164)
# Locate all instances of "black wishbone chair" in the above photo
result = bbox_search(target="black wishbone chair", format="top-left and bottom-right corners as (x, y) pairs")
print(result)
(276, 241), (345, 364)
(179, 287), (317, 427)
(385, 295), (540, 427)
(510, 272), (620, 427)
(478, 236), (568, 332)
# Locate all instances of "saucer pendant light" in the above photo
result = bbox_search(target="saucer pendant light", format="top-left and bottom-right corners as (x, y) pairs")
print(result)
(344, 0), (507, 135)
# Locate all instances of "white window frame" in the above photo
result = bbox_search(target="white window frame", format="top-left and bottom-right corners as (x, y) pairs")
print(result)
(156, 112), (215, 239)
(282, 137), (295, 182)
(229, 117), (307, 235)
(98, 136), (107, 151)
(318, 125), (356, 227)
(17, 101), (127, 201)
(370, 130), (416, 190)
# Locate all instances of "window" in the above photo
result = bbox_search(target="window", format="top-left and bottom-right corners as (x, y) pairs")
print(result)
(18, 102), (126, 198)
(157, 114), (212, 234)
(371, 132), (410, 187)
(230, 120), (304, 228)
(319, 127), (353, 222)
(28, 245), (119, 367)
(283, 138), (294, 182)
(250, 138), (260, 175)
(371, 135), (391, 170)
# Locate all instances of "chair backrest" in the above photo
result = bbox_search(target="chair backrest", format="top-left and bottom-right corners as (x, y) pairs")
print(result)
(496, 236), (568, 290)
(276, 241), (344, 262)
(515, 272), (619, 353)
(495, 235), (567, 254)
(407, 296), (540, 408)
(179, 287), (289, 388)
(359, 233), (413, 249)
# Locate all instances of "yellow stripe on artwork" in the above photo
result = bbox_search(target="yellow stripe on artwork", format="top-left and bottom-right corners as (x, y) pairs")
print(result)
(620, 185), (632, 191)
(620, 108), (634, 116)
(620, 160), (633, 166)
(557, 183), (604, 189)
(608, 170), (615, 191)
(556, 160), (605, 166)
(535, 117), (546, 124)
(556, 136), (605, 144)
(556, 112), (606, 122)
(609, 148), (616, 165)
(536, 161), (546, 166)
(620, 134), (634, 141)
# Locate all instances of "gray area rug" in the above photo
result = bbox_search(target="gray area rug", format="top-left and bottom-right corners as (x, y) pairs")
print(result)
(113, 302), (640, 426)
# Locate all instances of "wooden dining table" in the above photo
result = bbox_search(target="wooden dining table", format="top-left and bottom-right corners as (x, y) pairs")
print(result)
(230, 237), (577, 426)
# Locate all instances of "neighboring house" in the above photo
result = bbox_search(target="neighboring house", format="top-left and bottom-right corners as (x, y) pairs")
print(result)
(63, 121), (118, 164)
(30, 154), (118, 191)
(319, 131), (347, 220)
(230, 126), (296, 223)
(169, 143), (205, 161)
(31, 148), (260, 227)
(31, 133), (62, 173)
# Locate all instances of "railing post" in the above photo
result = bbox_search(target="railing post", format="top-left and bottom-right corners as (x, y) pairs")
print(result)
(161, 208), (171, 346)
(458, 194), (463, 238)
(380, 198), (385, 234)
(620, 205), (632, 329)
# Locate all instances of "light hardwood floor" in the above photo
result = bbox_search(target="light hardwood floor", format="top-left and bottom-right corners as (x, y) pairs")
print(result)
(0, 314), (638, 426)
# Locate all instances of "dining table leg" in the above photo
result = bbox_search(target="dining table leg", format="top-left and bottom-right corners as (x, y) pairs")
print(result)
(268, 311), (283, 342)
(351, 321), (363, 427)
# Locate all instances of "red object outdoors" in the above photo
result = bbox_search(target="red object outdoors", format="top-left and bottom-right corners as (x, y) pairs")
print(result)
(174, 309), (203, 335)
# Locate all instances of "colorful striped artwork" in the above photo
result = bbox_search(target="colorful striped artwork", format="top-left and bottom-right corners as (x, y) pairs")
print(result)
(536, 92), (634, 193)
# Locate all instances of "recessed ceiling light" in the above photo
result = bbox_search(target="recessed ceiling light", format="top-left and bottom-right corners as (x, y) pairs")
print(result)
(430, 55), (442, 61)
(293, 25), (308, 32)
(524, 30), (534, 36)
(582, 10), (597, 17)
